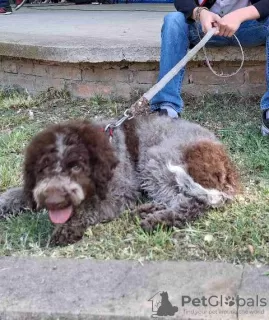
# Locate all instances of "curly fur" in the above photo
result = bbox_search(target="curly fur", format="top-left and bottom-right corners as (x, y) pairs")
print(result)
(0, 116), (239, 245)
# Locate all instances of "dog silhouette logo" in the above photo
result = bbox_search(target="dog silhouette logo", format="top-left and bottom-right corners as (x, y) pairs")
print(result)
(148, 291), (178, 318)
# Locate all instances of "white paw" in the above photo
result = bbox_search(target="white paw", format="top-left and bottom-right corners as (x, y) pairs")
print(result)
(207, 189), (231, 207)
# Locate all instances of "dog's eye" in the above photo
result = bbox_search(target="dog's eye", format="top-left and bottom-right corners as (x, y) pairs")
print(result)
(37, 157), (50, 174)
(67, 160), (83, 173)
(71, 165), (81, 173)
(43, 159), (49, 167)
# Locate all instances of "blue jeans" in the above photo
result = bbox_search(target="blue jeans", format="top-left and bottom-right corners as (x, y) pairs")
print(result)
(151, 12), (269, 114)
(0, 0), (10, 8)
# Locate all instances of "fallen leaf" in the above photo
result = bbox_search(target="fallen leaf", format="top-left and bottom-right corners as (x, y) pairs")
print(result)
(29, 110), (34, 120)
(247, 245), (254, 255)
(204, 234), (214, 243)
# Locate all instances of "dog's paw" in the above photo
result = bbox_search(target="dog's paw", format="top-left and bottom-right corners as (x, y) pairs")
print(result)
(207, 189), (233, 208)
(0, 187), (26, 218)
(50, 224), (86, 246)
(140, 218), (155, 232)
(131, 202), (166, 218)
(139, 208), (180, 232)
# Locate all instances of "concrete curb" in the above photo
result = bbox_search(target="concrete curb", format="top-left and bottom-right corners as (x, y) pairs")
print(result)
(0, 40), (160, 64)
(0, 38), (265, 64)
(0, 257), (268, 319)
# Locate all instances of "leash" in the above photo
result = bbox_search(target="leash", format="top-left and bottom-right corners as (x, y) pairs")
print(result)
(106, 27), (244, 131)
(129, 27), (245, 117)
(129, 27), (218, 117)
(195, 24), (245, 78)
(103, 109), (134, 142)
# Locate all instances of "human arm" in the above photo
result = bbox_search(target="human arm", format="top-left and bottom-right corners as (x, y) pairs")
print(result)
(252, 0), (269, 20)
(218, 6), (260, 37)
(174, 0), (197, 20)
(192, 7), (221, 34)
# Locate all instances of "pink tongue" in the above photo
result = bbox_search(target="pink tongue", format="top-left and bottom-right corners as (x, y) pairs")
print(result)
(49, 206), (73, 224)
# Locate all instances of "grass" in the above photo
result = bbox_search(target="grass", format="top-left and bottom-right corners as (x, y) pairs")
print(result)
(0, 89), (269, 264)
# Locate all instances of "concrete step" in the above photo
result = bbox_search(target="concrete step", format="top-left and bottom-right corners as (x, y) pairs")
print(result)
(0, 257), (269, 319)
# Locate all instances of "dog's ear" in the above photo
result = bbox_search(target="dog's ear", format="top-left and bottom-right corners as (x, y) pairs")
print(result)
(81, 124), (119, 200)
(23, 143), (38, 210)
(23, 130), (55, 210)
(90, 151), (119, 200)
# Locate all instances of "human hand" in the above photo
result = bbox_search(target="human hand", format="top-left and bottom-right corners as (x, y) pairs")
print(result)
(217, 12), (242, 37)
(199, 10), (221, 34)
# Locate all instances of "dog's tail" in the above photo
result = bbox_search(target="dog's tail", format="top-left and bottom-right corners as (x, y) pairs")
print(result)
(133, 163), (232, 231)
(172, 306), (179, 313)
(167, 162), (232, 207)
(163, 162), (232, 225)
(136, 162), (232, 231)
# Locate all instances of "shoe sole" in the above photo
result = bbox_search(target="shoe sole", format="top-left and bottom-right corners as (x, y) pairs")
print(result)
(261, 124), (269, 136)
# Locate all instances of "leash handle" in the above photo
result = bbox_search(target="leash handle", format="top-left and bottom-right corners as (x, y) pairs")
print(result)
(202, 33), (244, 78)
(143, 28), (217, 102)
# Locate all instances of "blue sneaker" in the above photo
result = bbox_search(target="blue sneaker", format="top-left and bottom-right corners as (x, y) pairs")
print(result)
(158, 104), (180, 119)
(261, 109), (269, 136)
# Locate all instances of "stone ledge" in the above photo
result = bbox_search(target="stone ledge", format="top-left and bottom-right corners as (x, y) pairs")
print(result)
(0, 39), (265, 64)
(0, 257), (269, 320)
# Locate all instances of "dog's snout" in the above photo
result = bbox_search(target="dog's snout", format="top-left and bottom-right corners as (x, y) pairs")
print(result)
(44, 188), (68, 209)
(33, 176), (86, 210)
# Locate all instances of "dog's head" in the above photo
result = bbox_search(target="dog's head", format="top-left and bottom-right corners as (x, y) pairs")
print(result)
(23, 120), (118, 224)
(160, 292), (168, 299)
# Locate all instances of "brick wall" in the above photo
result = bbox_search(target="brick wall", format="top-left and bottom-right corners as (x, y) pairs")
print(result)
(0, 56), (266, 99)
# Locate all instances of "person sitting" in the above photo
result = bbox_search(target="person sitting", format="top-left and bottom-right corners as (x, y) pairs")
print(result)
(151, 0), (269, 135)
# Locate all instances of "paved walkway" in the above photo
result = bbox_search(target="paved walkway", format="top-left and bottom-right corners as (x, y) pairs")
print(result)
(0, 4), (173, 63)
(0, 257), (268, 319)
